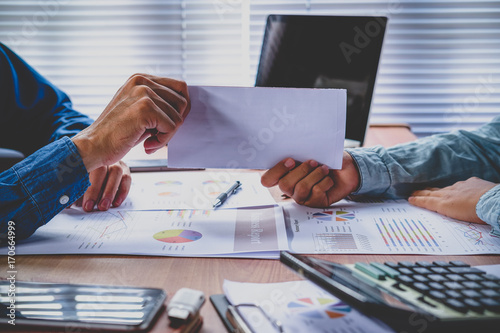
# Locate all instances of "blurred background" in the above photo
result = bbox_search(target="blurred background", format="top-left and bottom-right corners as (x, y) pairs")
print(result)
(1, 0), (499, 138)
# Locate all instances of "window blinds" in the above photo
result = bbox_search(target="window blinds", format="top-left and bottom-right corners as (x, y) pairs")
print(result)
(1, 0), (499, 137)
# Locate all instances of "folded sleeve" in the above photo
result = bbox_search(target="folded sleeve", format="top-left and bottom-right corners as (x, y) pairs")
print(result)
(476, 184), (500, 237)
(347, 116), (500, 198)
(0, 137), (90, 241)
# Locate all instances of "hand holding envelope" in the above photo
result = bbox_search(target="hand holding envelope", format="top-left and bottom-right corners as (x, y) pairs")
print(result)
(168, 86), (346, 169)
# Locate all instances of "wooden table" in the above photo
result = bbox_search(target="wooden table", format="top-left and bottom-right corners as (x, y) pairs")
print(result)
(2, 125), (499, 332)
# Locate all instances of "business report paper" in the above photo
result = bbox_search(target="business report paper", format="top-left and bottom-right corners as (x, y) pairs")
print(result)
(168, 85), (346, 169)
(283, 200), (500, 255)
(13, 205), (287, 257)
(121, 171), (277, 210)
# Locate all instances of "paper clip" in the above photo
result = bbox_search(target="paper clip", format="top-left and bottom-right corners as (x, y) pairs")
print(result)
(227, 303), (284, 333)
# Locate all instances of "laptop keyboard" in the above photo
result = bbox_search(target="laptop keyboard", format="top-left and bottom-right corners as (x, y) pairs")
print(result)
(352, 260), (500, 316)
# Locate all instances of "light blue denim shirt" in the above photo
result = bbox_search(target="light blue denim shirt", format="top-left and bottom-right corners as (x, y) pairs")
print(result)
(346, 115), (500, 236)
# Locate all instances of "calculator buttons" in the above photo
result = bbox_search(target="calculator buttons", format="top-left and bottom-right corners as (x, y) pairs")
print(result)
(353, 260), (500, 316)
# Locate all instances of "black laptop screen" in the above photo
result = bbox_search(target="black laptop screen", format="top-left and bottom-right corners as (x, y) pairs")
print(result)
(255, 15), (387, 146)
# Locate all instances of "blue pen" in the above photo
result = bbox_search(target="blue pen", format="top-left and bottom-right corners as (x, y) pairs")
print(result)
(213, 181), (242, 208)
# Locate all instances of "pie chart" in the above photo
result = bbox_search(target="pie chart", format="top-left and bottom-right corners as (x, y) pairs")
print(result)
(287, 297), (351, 320)
(153, 229), (202, 243)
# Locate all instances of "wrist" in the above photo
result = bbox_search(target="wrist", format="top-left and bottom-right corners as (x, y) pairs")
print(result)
(343, 151), (361, 193)
(71, 131), (101, 173)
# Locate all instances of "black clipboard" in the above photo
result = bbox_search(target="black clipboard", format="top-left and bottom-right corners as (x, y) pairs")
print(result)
(209, 294), (235, 332)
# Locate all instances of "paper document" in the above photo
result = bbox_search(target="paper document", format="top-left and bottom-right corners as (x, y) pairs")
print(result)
(121, 171), (276, 210)
(223, 280), (394, 333)
(283, 200), (500, 255)
(168, 85), (346, 169)
(14, 206), (287, 257)
(7, 198), (500, 258)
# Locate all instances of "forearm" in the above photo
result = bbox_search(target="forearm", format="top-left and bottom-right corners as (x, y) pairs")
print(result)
(347, 117), (500, 198)
(0, 137), (90, 241)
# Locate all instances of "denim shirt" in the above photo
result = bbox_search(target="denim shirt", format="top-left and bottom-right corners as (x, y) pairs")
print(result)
(0, 43), (92, 240)
(347, 116), (500, 236)
(0, 137), (90, 240)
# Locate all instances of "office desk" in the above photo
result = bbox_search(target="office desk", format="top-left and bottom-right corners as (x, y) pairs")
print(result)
(2, 125), (499, 333)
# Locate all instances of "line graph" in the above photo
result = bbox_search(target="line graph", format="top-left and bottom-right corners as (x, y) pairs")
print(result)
(85, 211), (129, 240)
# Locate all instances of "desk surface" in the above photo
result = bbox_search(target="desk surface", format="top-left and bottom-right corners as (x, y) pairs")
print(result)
(2, 125), (499, 333)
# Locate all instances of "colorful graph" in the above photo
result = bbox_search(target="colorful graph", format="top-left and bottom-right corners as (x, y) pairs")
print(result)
(202, 180), (229, 185)
(313, 211), (333, 221)
(336, 211), (355, 222)
(457, 223), (486, 246)
(158, 191), (180, 197)
(287, 297), (351, 319)
(153, 229), (202, 243)
(87, 211), (128, 239)
(375, 218), (440, 252)
(155, 180), (182, 186)
(166, 210), (211, 219)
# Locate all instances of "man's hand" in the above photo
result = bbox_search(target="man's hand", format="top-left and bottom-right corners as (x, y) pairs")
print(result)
(261, 152), (360, 207)
(71, 74), (190, 173)
(73, 161), (131, 212)
(409, 177), (497, 223)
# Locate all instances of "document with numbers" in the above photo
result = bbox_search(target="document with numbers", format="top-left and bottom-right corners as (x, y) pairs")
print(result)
(282, 200), (500, 255)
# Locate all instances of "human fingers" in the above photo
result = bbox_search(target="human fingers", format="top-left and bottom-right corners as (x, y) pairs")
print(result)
(278, 160), (319, 197)
(125, 94), (182, 154)
(410, 188), (442, 197)
(141, 105), (180, 153)
(96, 163), (125, 211)
(137, 74), (191, 118)
(293, 164), (330, 204)
(407, 195), (441, 212)
(82, 166), (108, 212)
(261, 158), (296, 187)
(101, 74), (190, 125)
(112, 166), (132, 208)
(303, 171), (335, 207)
(129, 74), (189, 100)
(128, 75), (190, 118)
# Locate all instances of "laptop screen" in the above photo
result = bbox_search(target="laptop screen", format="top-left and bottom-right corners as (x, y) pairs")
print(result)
(255, 15), (387, 147)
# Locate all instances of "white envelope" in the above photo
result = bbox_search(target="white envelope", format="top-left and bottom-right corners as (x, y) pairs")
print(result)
(168, 85), (346, 169)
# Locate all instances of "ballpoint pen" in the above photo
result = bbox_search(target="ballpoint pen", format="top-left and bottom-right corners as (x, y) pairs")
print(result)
(213, 181), (242, 208)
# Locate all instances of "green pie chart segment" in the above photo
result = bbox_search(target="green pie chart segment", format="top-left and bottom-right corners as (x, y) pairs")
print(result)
(153, 229), (203, 243)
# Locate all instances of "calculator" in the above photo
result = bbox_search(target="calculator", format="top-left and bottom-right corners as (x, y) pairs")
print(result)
(280, 251), (500, 333)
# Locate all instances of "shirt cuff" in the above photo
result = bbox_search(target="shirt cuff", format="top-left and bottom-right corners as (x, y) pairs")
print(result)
(476, 184), (500, 237)
(346, 147), (392, 196)
(11, 136), (90, 238)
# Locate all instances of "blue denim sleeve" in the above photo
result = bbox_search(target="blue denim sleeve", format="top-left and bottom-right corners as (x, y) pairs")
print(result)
(0, 43), (93, 157)
(347, 116), (500, 198)
(346, 116), (500, 234)
(476, 184), (500, 237)
(0, 137), (90, 241)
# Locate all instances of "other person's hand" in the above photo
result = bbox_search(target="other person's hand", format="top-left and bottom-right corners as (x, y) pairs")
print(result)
(409, 177), (497, 223)
(261, 152), (360, 207)
(71, 74), (190, 173)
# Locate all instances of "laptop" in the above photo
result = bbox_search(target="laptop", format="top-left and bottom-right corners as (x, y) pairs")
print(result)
(255, 15), (387, 148)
